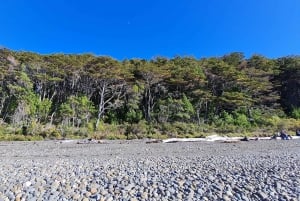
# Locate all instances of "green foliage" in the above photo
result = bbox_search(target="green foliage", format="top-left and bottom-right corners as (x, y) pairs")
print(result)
(59, 95), (95, 127)
(233, 113), (251, 128)
(92, 123), (126, 139)
(212, 109), (252, 133)
(277, 57), (300, 113)
(159, 122), (203, 137)
(125, 109), (143, 124)
(106, 133), (127, 140)
(182, 94), (195, 116)
(221, 111), (235, 125)
(123, 84), (143, 123)
(264, 115), (281, 127)
(35, 98), (52, 123)
(0, 49), (300, 140)
(0, 134), (43, 141)
(222, 52), (244, 66)
(291, 107), (300, 119)
(156, 94), (195, 123)
(125, 121), (149, 139)
(249, 109), (264, 126)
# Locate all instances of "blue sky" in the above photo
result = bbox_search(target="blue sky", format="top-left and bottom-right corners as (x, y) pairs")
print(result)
(1, 0), (300, 60)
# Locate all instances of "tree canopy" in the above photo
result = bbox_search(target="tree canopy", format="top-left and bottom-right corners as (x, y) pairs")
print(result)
(0, 49), (299, 139)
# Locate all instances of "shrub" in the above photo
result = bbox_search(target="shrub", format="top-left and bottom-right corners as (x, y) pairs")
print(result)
(234, 113), (251, 128)
(92, 123), (126, 139)
(291, 107), (300, 119)
(264, 115), (282, 128)
(125, 121), (149, 139)
(0, 134), (43, 141)
(106, 133), (127, 140)
(158, 122), (204, 138)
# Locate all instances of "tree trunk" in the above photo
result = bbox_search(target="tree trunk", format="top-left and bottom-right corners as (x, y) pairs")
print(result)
(95, 85), (106, 129)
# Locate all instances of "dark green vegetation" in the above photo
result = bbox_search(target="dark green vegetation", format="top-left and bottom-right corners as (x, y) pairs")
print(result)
(0, 49), (299, 140)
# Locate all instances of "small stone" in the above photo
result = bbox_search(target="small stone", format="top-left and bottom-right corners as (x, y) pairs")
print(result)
(6, 192), (15, 200)
(275, 182), (281, 190)
(270, 191), (276, 197)
(72, 194), (81, 200)
(128, 190), (135, 196)
(177, 180), (185, 187)
(142, 182), (147, 188)
(241, 195), (250, 201)
(226, 190), (233, 197)
(168, 187), (176, 195)
(233, 186), (242, 193)
(106, 196), (113, 201)
(125, 184), (135, 191)
(23, 181), (32, 187)
(245, 185), (254, 192)
(212, 184), (222, 191)
(282, 192), (291, 200)
(197, 189), (204, 194)
(15, 194), (22, 201)
(101, 189), (109, 196)
(51, 181), (59, 188)
(141, 192), (148, 199)
(90, 187), (97, 194)
(208, 175), (215, 181)
(256, 191), (268, 200)
(158, 186), (165, 192)
(223, 195), (231, 201)
(188, 191), (195, 198)
(176, 192), (183, 199)
(85, 192), (91, 197)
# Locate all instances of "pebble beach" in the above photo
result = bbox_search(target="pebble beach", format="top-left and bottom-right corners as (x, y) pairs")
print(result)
(0, 139), (299, 201)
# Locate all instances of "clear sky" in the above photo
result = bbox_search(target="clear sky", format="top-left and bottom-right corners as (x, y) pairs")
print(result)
(1, 0), (300, 60)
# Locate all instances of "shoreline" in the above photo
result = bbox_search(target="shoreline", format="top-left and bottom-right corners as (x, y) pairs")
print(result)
(0, 139), (299, 200)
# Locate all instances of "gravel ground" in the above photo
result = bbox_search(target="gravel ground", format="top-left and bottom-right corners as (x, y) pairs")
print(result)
(0, 139), (299, 201)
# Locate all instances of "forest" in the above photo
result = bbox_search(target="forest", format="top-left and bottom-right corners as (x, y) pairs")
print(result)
(0, 48), (299, 140)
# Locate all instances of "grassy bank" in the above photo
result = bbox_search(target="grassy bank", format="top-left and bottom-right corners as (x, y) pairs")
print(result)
(1, 118), (299, 141)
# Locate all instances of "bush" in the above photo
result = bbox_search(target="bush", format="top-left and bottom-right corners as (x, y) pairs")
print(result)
(0, 134), (43, 141)
(278, 118), (300, 131)
(264, 115), (282, 127)
(214, 124), (238, 134)
(36, 125), (62, 139)
(160, 123), (179, 137)
(92, 123), (126, 139)
(234, 113), (251, 128)
(125, 121), (149, 139)
(291, 107), (300, 119)
(106, 133), (127, 140)
(158, 122), (204, 138)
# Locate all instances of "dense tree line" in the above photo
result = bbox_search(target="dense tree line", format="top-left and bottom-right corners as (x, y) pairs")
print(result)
(0, 48), (299, 139)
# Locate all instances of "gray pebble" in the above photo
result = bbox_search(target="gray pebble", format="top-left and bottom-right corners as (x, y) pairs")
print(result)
(0, 140), (298, 201)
